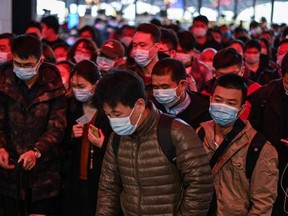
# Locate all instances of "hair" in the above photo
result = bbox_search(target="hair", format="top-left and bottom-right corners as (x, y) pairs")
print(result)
(213, 74), (247, 105)
(213, 47), (243, 70)
(42, 44), (56, 64)
(152, 58), (187, 83)
(56, 60), (75, 72)
(193, 15), (209, 26)
(229, 39), (245, 50)
(24, 21), (42, 33)
(0, 33), (16, 47)
(53, 43), (69, 52)
(281, 52), (288, 76)
(136, 23), (161, 43)
(41, 15), (60, 34)
(78, 25), (96, 42)
(259, 37), (271, 57)
(70, 60), (100, 84)
(177, 31), (196, 52)
(244, 39), (262, 52)
(94, 69), (147, 110)
(160, 28), (179, 51)
(12, 34), (42, 60)
(66, 38), (98, 63)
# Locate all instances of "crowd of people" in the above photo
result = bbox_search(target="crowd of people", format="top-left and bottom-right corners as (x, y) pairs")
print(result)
(0, 13), (287, 216)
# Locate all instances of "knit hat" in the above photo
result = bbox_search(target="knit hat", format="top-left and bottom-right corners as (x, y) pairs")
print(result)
(100, 39), (125, 58)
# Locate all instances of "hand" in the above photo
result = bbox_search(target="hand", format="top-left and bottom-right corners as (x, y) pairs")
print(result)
(72, 123), (84, 138)
(0, 148), (15, 169)
(17, 150), (36, 170)
(88, 126), (104, 148)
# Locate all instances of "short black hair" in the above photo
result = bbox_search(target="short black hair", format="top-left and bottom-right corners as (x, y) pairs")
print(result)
(229, 39), (244, 50)
(213, 47), (243, 70)
(41, 15), (60, 34)
(12, 34), (42, 60)
(244, 39), (261, 52)
(177, 31), (196, 52)
(281, 52), (288, 77)
(193, 15), (209, 26)
(94, 70), (147, 110)
(70, 60), (100, 84)
(136, 23), (161, 43)
(160, 28), (178, 51)
(152, 58), (187, 83)
(78, 25), (96, 41)
(212, 74), (247, 105)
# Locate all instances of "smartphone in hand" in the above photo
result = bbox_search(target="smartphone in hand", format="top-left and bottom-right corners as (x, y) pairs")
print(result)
(89, 125), (100, 138)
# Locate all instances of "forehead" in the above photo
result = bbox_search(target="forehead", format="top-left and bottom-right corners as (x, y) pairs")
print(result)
(193, 21), (206, 27)
(71, 74), (90, 84)
(26, 27), (41, 34)
(133, 32), (154, 43)
(13, 54), (37, 63)
(159, 43), (170, 51)
(245, 47), (259, 53)
(212, 86), (243, 102)
(215, 65), (241, 75)
(103, 102), (130, 114)
(152, 73), (174, 84)
(0, 38), (10, 47)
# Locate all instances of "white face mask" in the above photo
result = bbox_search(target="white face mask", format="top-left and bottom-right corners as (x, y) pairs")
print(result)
(133, 47), (154, 67)
(244, 53), (260, 64)
(108, 106), (142, 136)
(74, 52), (91, 63)
(96, 56), (115, 71)
(192, 27), (207, 37)
(153, 87), (181, 108)
(0, 52), (9, 63)
(175, 53), (191, 66)
(73, 87), (94, 102)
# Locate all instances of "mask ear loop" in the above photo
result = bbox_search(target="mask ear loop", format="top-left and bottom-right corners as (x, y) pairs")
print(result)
(281, 161), (288, 213)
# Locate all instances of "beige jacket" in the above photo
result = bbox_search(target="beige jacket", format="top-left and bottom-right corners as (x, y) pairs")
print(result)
(199, 120), (279, 216)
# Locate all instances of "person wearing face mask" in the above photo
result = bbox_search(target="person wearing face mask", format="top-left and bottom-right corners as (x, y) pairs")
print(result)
(66, 38), (98, 64)
(118, 25), (135, 50)
(176, 31), (213, 91)
(201, 47), (261, 120)
(0, 33), (15, 64)
(151, 58), (211, 129)
(126, 23), (161, 96)
(248, 53), (288, 216)
(190, 15), (222, 52)
(96, 39), (125, 75)
(197, 74), (278, 216)
(94, 69), (213, 216)
(61, 60), (112, 216)
(0, 34), (67, 216)
(200, 48), (217, 72)
(276, 39), (288, 76)
(243, 39), (279, 85)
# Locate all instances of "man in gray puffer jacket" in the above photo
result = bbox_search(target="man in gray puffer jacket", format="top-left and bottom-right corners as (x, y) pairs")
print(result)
(94, 69), (213, 216)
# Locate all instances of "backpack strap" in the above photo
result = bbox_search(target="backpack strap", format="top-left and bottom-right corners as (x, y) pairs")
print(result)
(210, 118), (246, 169)
(111, 113), (175, 164)
(157, 113), (176, 164)
(197, 127), (206, 142)
(112, 133), (121, 158)
(245, 132), (267, 179)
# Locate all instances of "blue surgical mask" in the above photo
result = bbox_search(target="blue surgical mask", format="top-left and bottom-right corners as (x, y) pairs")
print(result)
(73, 87), (93, 102)
(209, 102), (240, 127)
(133, 48), (153, 67)
(96, 56), (115, 71)
(175, 53), (191, 66)
(108, 106), (142, 136)
(13, 64), (38, 80)
(153, 87), (181, 108)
